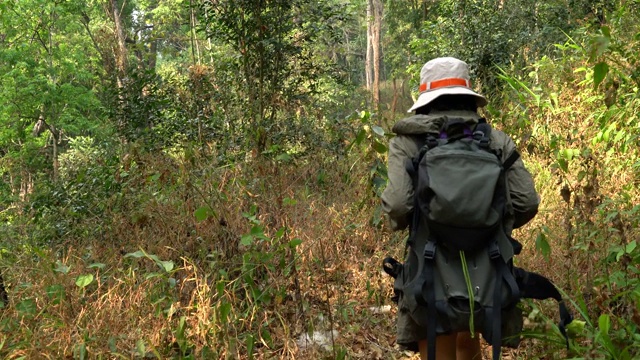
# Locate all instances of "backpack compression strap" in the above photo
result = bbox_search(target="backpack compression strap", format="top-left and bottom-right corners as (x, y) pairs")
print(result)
(421, 241), (438, 360)
(488, 242), (521, 360)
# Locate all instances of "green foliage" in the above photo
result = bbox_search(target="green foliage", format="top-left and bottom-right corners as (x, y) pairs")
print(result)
(346, 110), (389, 226)
(26, 137), (121, 244)
(106, 68), (174, 146)
(403, 0), (600, 95)
(494, 6), (640, 357)
(199, 0), (350, 153)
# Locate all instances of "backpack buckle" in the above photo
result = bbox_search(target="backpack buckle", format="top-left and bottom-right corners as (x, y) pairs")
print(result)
(472, 130), (485, 141)
(426, 135), (438, 149)
(489, 242), (501, 260)
(424, 241), (436, 260)
(473, 131), (491, 148)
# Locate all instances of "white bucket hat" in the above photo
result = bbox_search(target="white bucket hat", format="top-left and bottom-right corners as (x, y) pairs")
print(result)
(408, 57), (487, 112)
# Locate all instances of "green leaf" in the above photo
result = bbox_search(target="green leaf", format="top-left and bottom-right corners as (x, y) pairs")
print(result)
(612, 129), (625, 144)
(145, 273), (162, 282)
(626, 240), (637, 254)
(597, 314), (617, 355)
(46, 284), (65, 304)
(276, 153), (292, 162)
(75, 274), (94, 288)
(566, 319), (586, 338)
(246, 334), (255, 360)
(359, 110), (371, 123)
(157, 260), (174, 273)
(371, 125), (385, 136)
(557, 158), (568, 172)
(598, 314), (610, 334)
(274, 227), (286, 239)
(16, 298), (37, 316)
(261, 326), (273, 347)
(250, 225), (264, 236)
(536, 231), (551, 259)
(88, 263), (106, 270)
(593, 62), (609, 90)
(240, 234), (253, 246)
(54, 260), (70, 274)
(219, 302), (231, 323)
(371, 139), (388, 154)
(353, 129), (366, 146)
(194, 206), (215, 222)
(135, 339), (146, 356)
(124, 250), (146, 259)
(289, 238), (303, 248)
(283, 197), (297, 206)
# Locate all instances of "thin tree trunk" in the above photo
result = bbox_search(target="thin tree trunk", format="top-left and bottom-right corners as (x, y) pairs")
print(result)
(47, 10), (58, 180)
(459, 0), (466, 48)
(371, 0), (383, 109)
(52, 128), (59, 180)
(110, 0), (128, 79)
(391, 78), (404, 117)
(365, 0), (373, 90)
(190, 0), (200, 65)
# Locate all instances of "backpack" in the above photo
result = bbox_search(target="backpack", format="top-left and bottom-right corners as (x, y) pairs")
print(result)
(382, 117), (573, 360)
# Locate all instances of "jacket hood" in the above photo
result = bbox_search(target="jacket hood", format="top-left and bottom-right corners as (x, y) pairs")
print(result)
(391, 110), (482, 135)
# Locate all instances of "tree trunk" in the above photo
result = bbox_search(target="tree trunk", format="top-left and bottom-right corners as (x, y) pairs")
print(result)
(365, 0), (373, 90)
(110, 0), (128, 80)
(371, 0), (383, 109)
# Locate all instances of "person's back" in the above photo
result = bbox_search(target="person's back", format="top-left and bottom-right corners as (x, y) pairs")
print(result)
(381, 57), (539, 360)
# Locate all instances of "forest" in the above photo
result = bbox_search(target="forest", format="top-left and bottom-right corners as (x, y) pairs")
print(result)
(0, 0), (639, 358)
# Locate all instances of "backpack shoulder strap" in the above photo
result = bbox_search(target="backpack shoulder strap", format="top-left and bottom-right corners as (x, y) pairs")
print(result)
(473, 118), (521, 169)
(503, 150), (520, 170)
(405, 134), (437, 179)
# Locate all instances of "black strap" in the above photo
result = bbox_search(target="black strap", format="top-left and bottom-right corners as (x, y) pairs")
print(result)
(503, 150), (520, 170)
(515, 268), (573, 349)
(382, 257), (402, 279)
(421, 242), (437, 360)
(492, 264), (502, 360)
(489, 243), (521, 360)
(558, 301), (573, 349)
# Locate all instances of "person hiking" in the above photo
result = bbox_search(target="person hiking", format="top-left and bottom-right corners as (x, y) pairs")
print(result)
(381, 57), (540, 360)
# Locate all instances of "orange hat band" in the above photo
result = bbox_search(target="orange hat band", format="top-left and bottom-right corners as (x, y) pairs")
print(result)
(419, 78), (471, 92)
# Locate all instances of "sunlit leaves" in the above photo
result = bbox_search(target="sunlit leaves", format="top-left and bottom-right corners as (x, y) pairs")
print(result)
(556, 148), (581, 172)
(75, 274), (94, 288)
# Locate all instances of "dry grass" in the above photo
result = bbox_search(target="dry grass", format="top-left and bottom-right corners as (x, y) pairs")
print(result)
(0, 149), (411, 359)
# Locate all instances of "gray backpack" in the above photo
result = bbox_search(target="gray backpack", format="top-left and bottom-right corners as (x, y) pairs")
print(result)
(383, 117), (573, 360)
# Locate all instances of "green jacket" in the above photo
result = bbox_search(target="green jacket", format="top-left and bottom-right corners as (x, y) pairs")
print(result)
(381, 110), (539, 232)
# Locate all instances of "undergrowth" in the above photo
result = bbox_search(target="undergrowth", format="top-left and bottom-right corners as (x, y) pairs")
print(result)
(0, 145), (405, 359)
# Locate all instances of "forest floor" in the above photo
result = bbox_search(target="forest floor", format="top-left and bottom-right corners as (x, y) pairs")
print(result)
(0, 151), (588, 359)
